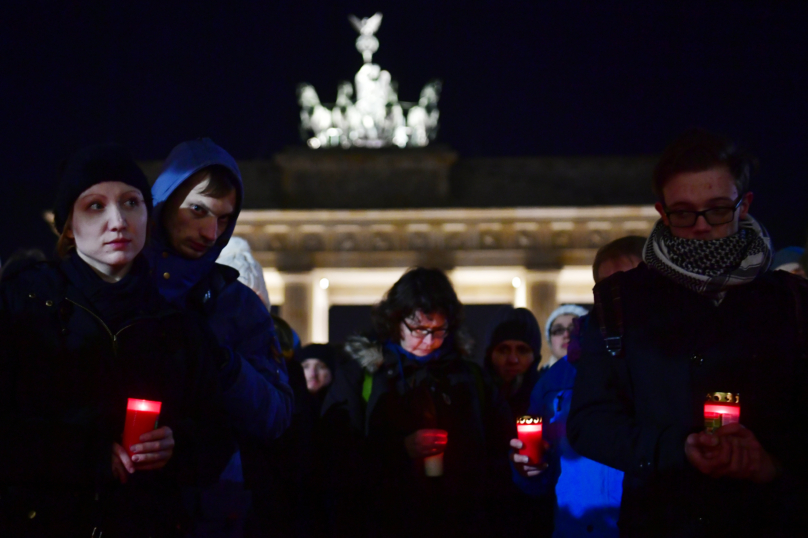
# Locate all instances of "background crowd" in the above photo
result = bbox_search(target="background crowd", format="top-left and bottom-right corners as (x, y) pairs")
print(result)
(1, 129), (807, 537)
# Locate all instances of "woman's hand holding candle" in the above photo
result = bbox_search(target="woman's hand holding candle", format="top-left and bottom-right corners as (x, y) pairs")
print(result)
(111, 426), (175, 484)
(685, 423), (778, 483)
(509, 438), (548, 477)
(404, 428), (448, 459)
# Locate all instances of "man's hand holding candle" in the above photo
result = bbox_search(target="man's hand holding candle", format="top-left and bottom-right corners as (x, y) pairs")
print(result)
(685, 423), (778, 483)
(111, 426), (175, 484)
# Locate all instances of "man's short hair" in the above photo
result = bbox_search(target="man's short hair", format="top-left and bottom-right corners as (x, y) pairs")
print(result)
(592, 235), (646, 282)
(195, 165), (237, 200)
(653, 128), (757, 202)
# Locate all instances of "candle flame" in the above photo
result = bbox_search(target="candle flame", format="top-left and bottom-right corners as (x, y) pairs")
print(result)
(127, 398), (162, 414)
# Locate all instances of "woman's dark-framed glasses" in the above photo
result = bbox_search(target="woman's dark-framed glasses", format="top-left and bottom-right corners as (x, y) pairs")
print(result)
(664, 196), (744, 228)
(402, 320), (449, 339)
(550, 326), (573, 337)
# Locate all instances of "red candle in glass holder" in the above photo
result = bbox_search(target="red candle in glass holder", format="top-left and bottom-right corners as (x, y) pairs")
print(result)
(516, 416), (543, 465)
(123, 398), (162, 457)
(704, 392), (740, 433)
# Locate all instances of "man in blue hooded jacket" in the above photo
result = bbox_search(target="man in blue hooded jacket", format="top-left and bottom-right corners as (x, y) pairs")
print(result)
(145, 138), (292, 536)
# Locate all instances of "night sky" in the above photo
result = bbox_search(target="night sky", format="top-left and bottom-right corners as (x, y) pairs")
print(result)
(3, 1), (808, 262)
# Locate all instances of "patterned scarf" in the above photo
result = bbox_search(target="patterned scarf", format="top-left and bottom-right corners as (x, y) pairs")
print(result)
(643, 215), (773, 304)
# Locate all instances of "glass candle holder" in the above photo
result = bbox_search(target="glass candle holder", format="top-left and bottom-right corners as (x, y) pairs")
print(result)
(704, 392), (740, 433)
(516, 415), (543, 465)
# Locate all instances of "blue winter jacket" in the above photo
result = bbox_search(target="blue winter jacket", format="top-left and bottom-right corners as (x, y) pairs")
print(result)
(514, 347), (622, 538)
(144, 139), (292, 446)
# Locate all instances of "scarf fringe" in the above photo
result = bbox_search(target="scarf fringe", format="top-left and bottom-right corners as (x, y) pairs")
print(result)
(643, 216), (773, 302)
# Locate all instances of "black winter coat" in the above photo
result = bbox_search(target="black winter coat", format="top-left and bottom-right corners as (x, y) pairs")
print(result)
(0, 261), (234, 537)
(322, 338), (515, 538)
(568, 264), (808, 537)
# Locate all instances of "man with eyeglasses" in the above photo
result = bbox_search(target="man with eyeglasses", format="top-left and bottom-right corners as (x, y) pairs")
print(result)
(568, 129), (808, 536)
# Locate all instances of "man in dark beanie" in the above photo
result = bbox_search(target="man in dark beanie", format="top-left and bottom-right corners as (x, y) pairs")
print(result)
(483, 307), (554, 537)
(484, 306), (542, 418)
(298, 343), (338, 396)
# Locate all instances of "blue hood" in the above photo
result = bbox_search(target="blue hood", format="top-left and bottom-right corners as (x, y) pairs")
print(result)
(145, 138), (244, 304)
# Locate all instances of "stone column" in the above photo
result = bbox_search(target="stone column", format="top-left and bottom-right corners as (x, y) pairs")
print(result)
(310, 274), (330, 344)
(280, 275), (312, 345)
(526, 271), (561, 357)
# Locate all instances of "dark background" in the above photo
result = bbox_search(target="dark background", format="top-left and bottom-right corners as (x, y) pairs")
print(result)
(3, 1), (808, 262)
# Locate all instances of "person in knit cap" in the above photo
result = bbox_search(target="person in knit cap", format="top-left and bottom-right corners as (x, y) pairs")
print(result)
(542, 304), (588, 373)
(0, 144), (233, 536)
(483, 306), (555, 538)
(298, 343), (339, 396)
(484, 306), (543, 418)
(144, 138), (292, 537)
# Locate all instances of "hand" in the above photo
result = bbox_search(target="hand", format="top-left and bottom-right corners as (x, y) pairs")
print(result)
(685, 423), (778, 483)
(404, 429), (448, 459)
(510, 438), (548, 477)
(129, 426), (175, 471)
(111, 442), (134, 484)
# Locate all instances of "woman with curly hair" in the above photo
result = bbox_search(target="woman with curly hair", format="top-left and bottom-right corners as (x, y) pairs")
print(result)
(322, 267), (513, 538)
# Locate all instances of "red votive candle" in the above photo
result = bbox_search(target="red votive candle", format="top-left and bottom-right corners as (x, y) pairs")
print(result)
(123, 398), (162, 457)
(704, 392), (740, 433)
(422, 429), (448, 477)
(516, 416), (543, 465)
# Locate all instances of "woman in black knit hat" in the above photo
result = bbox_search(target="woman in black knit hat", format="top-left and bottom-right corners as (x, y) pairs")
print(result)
(0, 144), (233, 537)
(483, 306), (543, 418)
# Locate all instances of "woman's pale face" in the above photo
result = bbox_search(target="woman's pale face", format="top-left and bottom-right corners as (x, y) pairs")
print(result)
(399, 310), (448, 357)
(549, 314), (577, 360)
(67, 181), (147, 280)
(301, 359), (332, 394)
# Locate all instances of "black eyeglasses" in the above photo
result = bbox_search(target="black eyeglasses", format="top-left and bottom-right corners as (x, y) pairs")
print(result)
(402, 319), (449, 339)
(664, 196), (744, 228)
(550, 326), (573, 337)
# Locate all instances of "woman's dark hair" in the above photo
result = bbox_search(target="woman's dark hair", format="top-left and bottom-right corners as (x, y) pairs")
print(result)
(653, 128), (757, 202)
(372, 267), (470, 355)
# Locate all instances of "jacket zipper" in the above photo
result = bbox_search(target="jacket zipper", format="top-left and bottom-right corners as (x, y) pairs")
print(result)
(65, 298), (141, 358)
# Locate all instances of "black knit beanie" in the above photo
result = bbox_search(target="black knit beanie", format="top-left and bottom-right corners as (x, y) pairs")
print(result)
(297, 343), (339, 374)
(53, 143), (152, 232)
(485, 306), (542, 359)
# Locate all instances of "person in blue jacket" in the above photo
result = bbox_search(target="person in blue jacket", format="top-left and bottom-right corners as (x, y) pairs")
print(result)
(145, 138), (293, 537)
(510, 236), (644, 537)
